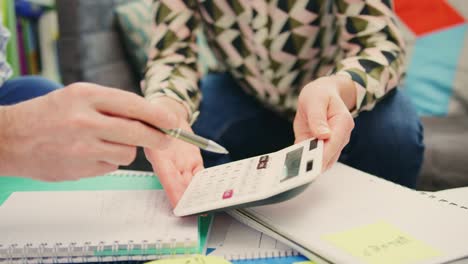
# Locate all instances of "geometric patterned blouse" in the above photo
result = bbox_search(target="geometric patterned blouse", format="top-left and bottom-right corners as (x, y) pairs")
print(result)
(143, 0), (405, 122)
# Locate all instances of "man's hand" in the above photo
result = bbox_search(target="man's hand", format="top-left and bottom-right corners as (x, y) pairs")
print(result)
(294, 75), (356, 170)
(144, 97), (204, 208)
(0, 83), (177, 181)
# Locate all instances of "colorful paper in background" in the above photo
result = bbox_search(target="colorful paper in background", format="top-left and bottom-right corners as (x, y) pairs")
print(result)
(394, 0), (468, 116)
(2, 0), (20, 77)
(14, 0), (44, 76)
(1, 0), (58, 80)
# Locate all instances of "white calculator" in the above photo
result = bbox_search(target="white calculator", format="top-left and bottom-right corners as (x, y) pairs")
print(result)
(174, 138), (323, 217)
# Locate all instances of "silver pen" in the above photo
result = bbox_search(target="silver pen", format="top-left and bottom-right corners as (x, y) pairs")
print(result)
(142, 122), (229, 154)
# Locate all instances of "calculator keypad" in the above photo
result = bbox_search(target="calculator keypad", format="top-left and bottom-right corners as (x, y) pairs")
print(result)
(180, 160), (252, 208)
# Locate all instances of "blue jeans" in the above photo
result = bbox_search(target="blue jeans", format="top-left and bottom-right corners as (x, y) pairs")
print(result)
(0, 76), (62, 105)
(193, 73), (424, 188)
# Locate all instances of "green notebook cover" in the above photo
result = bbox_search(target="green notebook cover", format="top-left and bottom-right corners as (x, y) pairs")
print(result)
(0, 171), (211, 255)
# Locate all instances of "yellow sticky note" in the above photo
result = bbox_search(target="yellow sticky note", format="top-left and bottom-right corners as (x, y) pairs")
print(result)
(322, 221), (442, 264)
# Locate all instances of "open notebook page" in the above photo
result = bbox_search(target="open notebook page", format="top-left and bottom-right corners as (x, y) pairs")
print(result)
(207, 213), (300, 260)
(0, 190), (198, 247)
(232, 163), (468, 264)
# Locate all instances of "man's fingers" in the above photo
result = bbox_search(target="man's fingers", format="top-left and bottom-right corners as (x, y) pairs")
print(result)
(65, 161), (118, 180)
(98, 141), (138, 166)
(88, 161), (119, 177)
(99, 115), (172, 149)
(91, 86), (178, 130)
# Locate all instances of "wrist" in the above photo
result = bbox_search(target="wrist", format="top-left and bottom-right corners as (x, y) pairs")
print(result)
(150, 97), (190, 126)
(333, 74), (357, 111)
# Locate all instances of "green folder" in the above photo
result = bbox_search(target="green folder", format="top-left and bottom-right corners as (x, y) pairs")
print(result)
(0, 171), (211, 257)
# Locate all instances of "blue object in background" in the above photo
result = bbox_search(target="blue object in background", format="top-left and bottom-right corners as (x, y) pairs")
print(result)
(206, 246), (309, 264)
(15, 0), (44, 19)
(403, 24), (467, 116)
(231, 255), (309, 264)
(0, 75), (61, 106)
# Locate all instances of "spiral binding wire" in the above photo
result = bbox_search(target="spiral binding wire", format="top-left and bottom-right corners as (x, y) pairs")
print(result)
(106, 171), (155, 178)
(368, 172), (468, 211)
(219, 249), (299, 261)
(0, 238), (194, 264)
(419, 191), (468, 210)
(364, 176), (468, 216)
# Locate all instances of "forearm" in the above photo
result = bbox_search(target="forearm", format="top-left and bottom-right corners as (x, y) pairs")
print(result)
(0, 106), (20, 176)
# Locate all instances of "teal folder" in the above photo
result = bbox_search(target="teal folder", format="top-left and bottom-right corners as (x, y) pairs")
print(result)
(0, 171), (162, 205)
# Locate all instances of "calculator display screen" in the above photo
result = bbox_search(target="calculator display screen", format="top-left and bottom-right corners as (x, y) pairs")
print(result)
(280, 147), (303, 182)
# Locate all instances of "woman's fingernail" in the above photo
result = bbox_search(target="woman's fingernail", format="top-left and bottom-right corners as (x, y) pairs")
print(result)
(317, 126), (331, 135)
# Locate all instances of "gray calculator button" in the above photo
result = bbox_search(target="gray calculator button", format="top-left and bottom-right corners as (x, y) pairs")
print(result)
(306, 160), (314, 172)
(309, 139), (318, 150)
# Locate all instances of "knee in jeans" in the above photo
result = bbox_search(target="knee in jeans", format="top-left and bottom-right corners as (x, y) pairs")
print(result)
(370, 114), (425, 170)
(342, 90), (425, 187)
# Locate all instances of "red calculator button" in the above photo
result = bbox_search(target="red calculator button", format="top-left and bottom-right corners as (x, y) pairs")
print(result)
(222, 189), (234, 199)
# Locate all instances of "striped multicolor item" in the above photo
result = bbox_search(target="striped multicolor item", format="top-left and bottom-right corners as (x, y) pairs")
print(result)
(395, 0), (468, 116)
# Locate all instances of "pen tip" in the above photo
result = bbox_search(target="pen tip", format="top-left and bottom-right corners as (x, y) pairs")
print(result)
(220, 148), (229, 154)
(207, 141), (229, 154)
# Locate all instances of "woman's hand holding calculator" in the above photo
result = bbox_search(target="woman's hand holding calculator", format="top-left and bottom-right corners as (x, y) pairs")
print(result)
(144, 97), (204, 207)
(147, 74), (355, 209)
(294, 76), (355, 170)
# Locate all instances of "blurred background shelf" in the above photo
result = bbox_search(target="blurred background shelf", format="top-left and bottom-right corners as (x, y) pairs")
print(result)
(2, 0), (60, 82)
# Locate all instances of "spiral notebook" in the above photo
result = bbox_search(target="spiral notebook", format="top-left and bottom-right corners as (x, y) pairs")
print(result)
(0, 171), (211, 263)
(207, 213), (309, 264)
(228, 163), (468, 264)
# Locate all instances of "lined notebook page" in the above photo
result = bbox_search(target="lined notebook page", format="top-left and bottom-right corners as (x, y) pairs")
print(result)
(208, 213), (299, 261)
(0, 190), (198, 247)
(236, 163), (468, 264)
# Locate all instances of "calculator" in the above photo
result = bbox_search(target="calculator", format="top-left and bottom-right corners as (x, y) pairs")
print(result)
(174, 139), (323, 217)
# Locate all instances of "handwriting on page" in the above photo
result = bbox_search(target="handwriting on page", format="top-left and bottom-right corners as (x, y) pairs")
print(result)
(322, 221), (442, 264)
